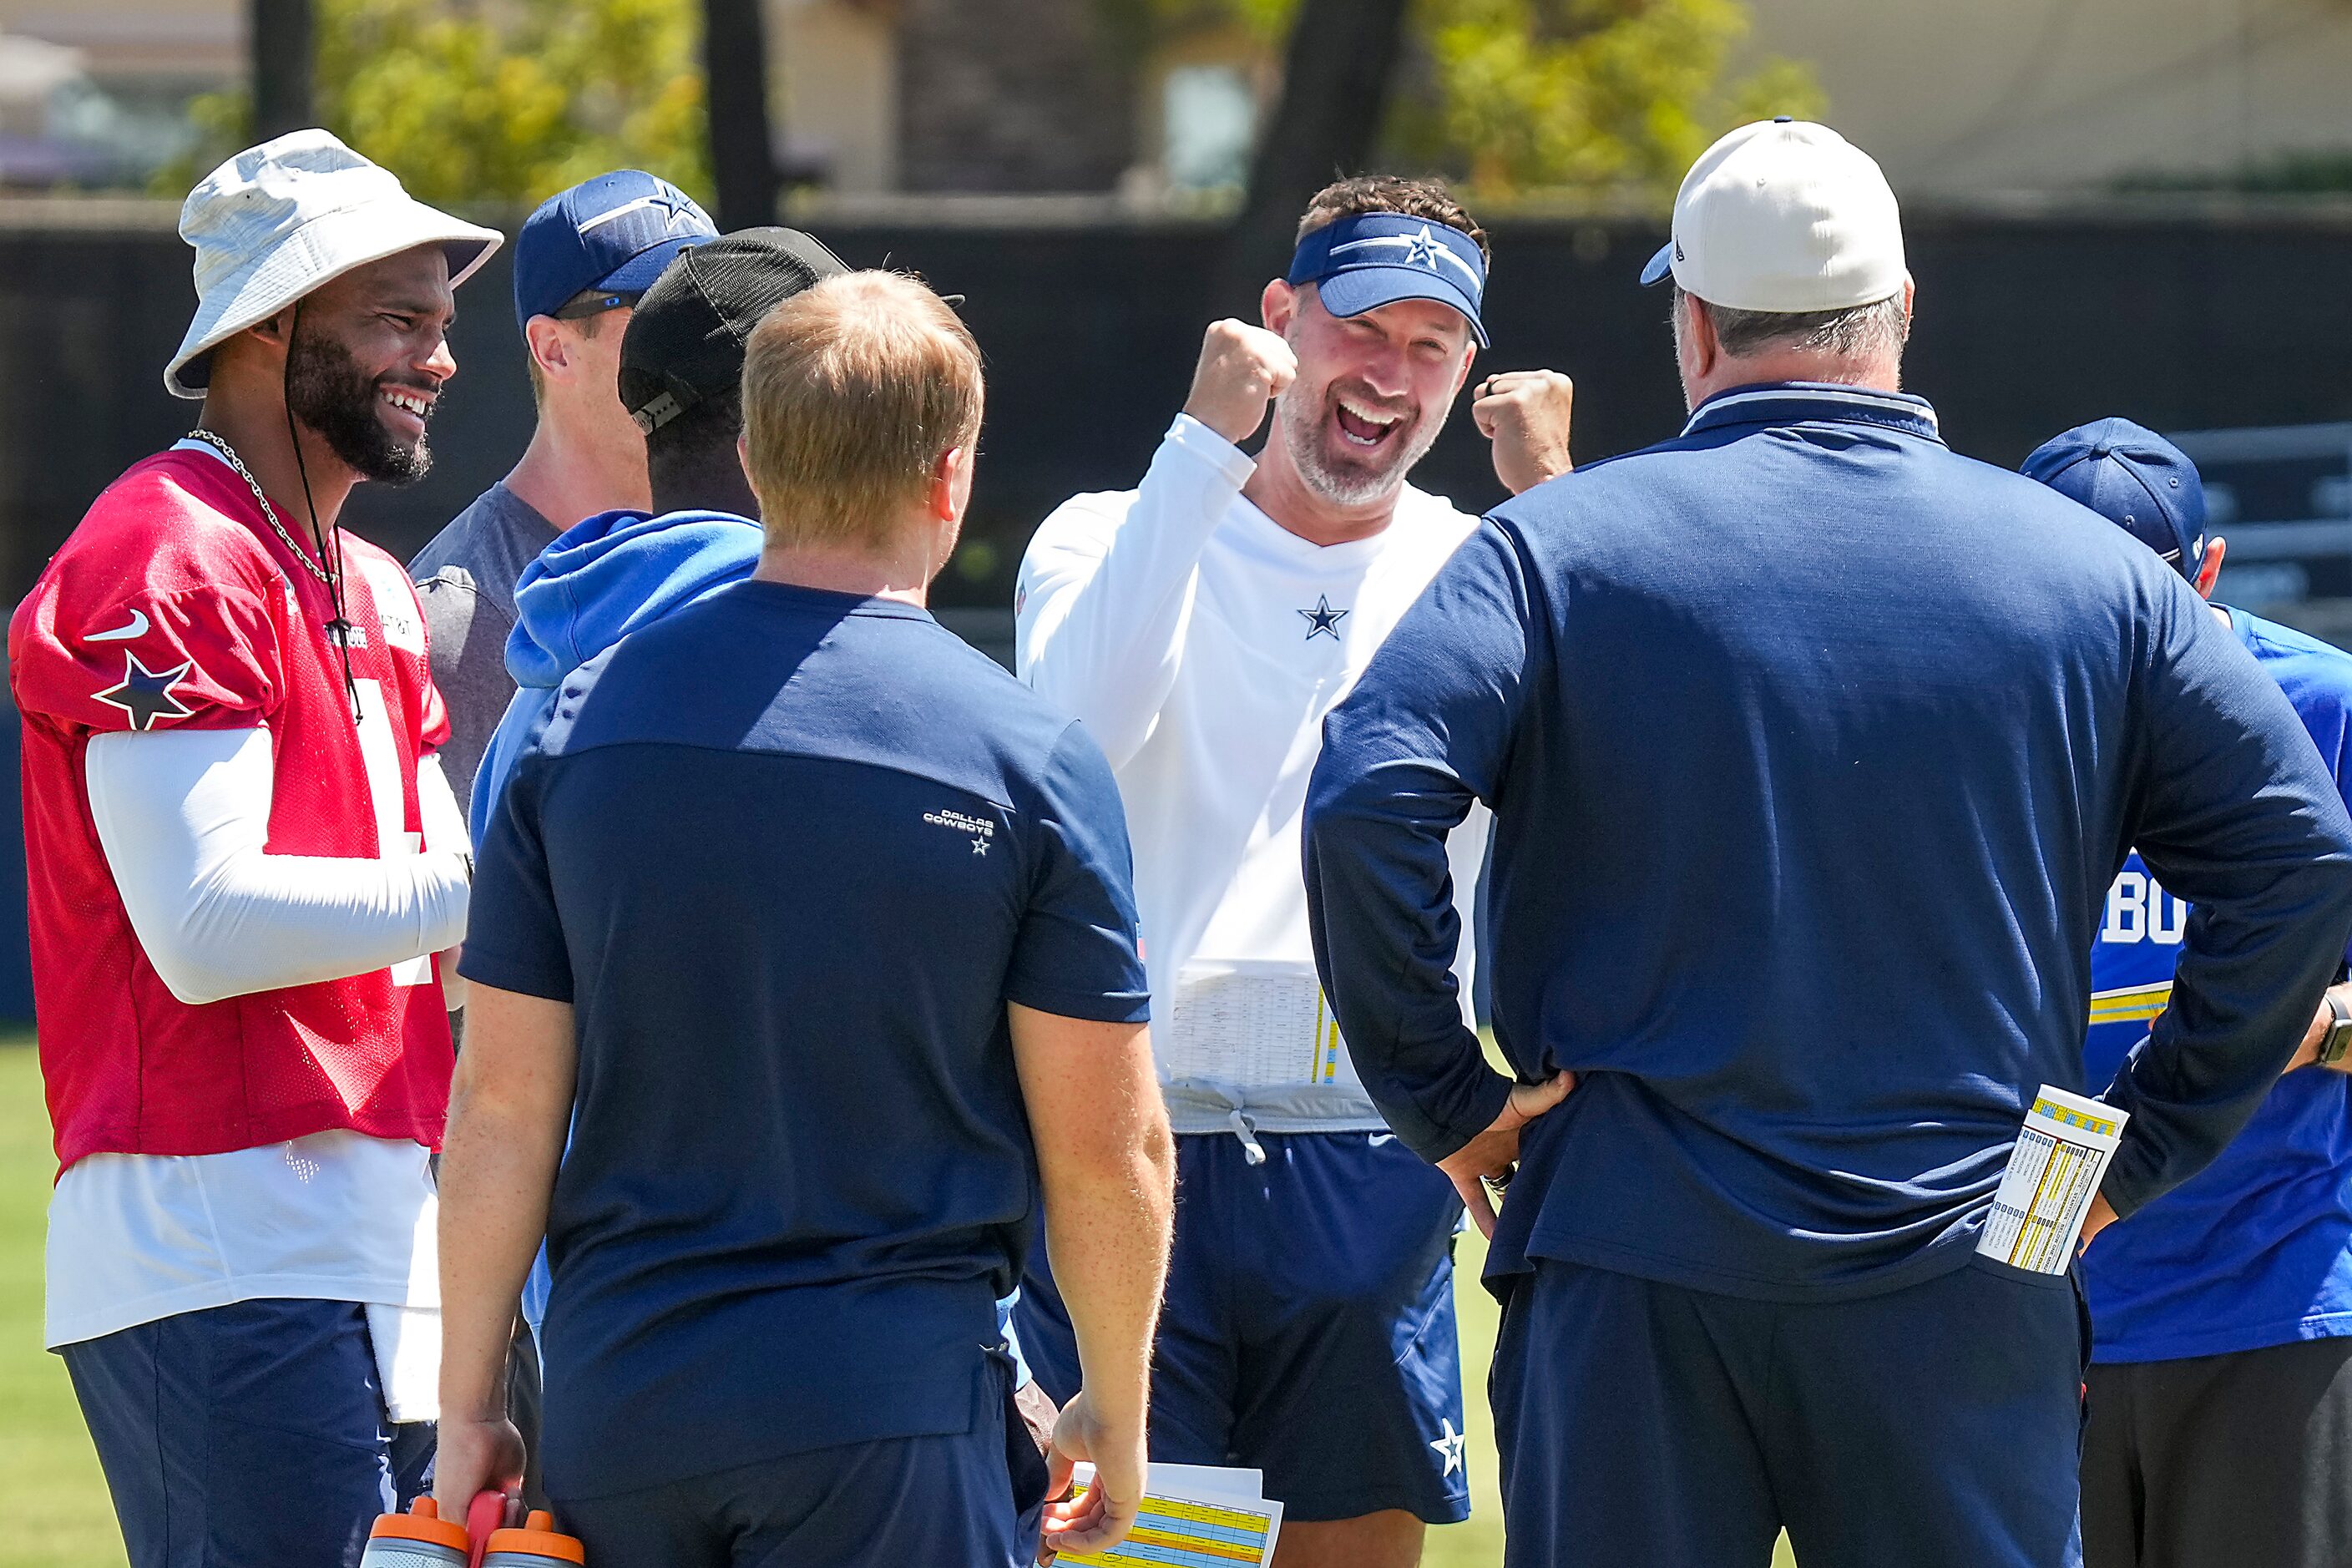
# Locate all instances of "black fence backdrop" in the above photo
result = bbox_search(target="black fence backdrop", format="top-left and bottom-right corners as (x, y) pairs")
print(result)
(8, 200), (2352, 614)
(0, 197), (2347, 1017)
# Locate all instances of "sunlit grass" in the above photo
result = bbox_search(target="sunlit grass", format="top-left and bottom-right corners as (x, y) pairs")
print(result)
(0, 1041), (127, 1567)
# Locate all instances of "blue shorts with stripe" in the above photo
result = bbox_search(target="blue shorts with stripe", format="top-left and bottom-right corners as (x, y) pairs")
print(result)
(1014, 1128), (1469, 1525)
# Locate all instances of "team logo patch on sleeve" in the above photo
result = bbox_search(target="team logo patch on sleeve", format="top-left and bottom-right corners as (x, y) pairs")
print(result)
(94, 651), (195, 730)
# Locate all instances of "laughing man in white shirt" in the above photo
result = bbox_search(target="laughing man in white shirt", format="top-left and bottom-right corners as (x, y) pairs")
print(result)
(1012, 175), (1573, 1568)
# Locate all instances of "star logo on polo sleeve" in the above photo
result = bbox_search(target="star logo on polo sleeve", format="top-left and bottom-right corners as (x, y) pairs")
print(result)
(94, 651), (195, 731)
(1298, 594), (1350, 641)
(1429, 1417), (1466, 1476)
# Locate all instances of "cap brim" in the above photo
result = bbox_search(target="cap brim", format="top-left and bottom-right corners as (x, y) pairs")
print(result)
(1312, 266), (1489, 347)
(592, 233), (706, 299)
(165, 199), (503, 398)
(1639, 242), (1675, 287)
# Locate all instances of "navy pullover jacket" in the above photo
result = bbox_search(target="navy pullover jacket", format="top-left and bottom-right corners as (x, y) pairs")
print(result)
(1304, 382), (2352, 1302)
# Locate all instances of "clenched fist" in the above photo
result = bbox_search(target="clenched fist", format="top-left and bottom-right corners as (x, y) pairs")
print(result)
(1473, 369), (1576, 495)
(1183, 319), (1297, 447)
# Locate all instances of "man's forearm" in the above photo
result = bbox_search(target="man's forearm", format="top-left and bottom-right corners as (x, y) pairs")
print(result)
(1010, 1008), (1176, 1427)
(2107, 864), (2352, 1216)
(438, 984), (574, 1424)
(1303, 781), (1511, 1163)
(1042, 1124), (1174, 1426)
(1303, 521), (1536, 1162)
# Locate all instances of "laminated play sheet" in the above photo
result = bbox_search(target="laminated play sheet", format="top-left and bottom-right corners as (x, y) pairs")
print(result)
(1977, 1084), (2128, 1274)
(1059, 1463), (1282, 1568)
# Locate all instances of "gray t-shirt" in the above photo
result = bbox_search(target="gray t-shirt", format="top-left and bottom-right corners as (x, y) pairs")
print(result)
(410, 482), (559, 810)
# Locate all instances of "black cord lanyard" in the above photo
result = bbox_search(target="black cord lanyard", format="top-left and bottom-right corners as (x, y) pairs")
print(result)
(284, 301), (364, 725)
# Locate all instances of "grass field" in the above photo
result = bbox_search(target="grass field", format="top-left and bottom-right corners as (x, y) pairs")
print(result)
(0, 1044), (1792, 1566)
(1, 1043), (126, 1568)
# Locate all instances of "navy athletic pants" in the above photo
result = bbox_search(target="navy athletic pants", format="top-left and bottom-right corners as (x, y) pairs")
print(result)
(1492, 1255), (2088, 1568)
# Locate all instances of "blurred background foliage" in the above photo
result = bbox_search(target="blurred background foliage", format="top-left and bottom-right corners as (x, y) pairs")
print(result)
(1110, 0), (1823, 201)
(169, 0), (1815, 208)
(169, 0), (709, 205)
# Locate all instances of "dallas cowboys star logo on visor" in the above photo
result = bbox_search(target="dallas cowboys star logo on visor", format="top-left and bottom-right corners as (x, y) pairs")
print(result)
(94, 651), (195, 731)
(1328, 223), (1483, 289)
(1298, 595), (1349, 641)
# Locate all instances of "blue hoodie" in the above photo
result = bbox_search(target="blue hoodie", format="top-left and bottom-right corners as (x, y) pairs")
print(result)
(469, 508), (762, 848)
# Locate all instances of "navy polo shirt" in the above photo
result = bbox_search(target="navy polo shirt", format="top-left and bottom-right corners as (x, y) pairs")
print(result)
(1305, 382), (2352, 1304)
(462, 579), (1149, 1498)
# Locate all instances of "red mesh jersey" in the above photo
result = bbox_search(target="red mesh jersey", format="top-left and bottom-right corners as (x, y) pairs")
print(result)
(10, 448), (456, 1173)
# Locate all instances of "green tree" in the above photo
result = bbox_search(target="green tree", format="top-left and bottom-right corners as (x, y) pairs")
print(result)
(1115, 0), (1823, 202)
(1409, 0), (1822, 198)
(175, 0), (709, 205)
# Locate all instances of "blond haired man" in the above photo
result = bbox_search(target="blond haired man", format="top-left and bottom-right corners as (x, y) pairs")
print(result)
(434, 272), (1174, 1568)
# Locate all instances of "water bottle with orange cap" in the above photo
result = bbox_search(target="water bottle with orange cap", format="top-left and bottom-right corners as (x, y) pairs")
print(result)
(478, 1508), (586, 1567)
(360, 1494), (584, 1568)
(358, 1497), (471, 1568)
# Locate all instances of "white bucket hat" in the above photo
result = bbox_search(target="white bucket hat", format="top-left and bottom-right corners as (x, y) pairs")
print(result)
(165, 129), (503, 399)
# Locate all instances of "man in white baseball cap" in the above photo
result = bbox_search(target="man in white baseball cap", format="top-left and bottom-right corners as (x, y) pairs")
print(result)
(9, 129), (495, 1566)
(1305, 116), (2352, 1568)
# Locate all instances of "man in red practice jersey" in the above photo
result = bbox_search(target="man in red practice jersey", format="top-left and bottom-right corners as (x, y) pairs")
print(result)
(8, 131), (493, 1568)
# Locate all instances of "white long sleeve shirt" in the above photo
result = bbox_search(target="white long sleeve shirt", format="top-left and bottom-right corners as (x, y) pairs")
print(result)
(1018, 415), (1490, 1141)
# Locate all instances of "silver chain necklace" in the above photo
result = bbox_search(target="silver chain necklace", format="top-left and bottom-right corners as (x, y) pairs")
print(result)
(182, 427), (333, 588)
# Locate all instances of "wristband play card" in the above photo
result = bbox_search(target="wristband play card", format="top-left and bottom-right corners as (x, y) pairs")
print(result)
(1976, 1084), (2128, 1274)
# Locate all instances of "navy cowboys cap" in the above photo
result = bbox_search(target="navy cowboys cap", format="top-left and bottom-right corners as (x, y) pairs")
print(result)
(1287, 213), (1489, 346)
(2021, 417), (2208, 580)
(513, 169), (716, 327)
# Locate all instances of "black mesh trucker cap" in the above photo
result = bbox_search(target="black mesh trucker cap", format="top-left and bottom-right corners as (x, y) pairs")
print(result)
(619, 226), (850, 433)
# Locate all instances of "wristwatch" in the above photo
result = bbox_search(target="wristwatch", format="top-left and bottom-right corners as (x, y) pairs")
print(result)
(2319, 989), (2352, 1068)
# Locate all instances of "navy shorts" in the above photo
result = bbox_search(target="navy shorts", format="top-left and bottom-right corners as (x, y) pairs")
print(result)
(62, 1297), (433, 1568)
(550, 1358), (1046, 1568)
(1016, 1129), (1469, 1525)
(1491, 1254), (2089, 1568)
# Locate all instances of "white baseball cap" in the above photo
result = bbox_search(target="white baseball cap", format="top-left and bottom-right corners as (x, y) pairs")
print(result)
(1640, 118), (1905, 314)
(165, 129), (503, 398)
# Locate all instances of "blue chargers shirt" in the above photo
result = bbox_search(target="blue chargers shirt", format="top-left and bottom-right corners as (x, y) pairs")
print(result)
(1306, 383), (2352, 1305)
(2083, 606), (2352, 1362)
(461, 579), (1148, 1498)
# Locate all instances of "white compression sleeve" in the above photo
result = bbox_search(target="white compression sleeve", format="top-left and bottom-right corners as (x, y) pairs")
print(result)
(416, 751), (470, 1011)
(86, 726), (472, 1007)
(416, 752), (469, 856)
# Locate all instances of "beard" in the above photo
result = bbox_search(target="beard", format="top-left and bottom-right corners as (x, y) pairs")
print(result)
(285, 322), (432, 484)
(1275, 377), (1444, 508)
